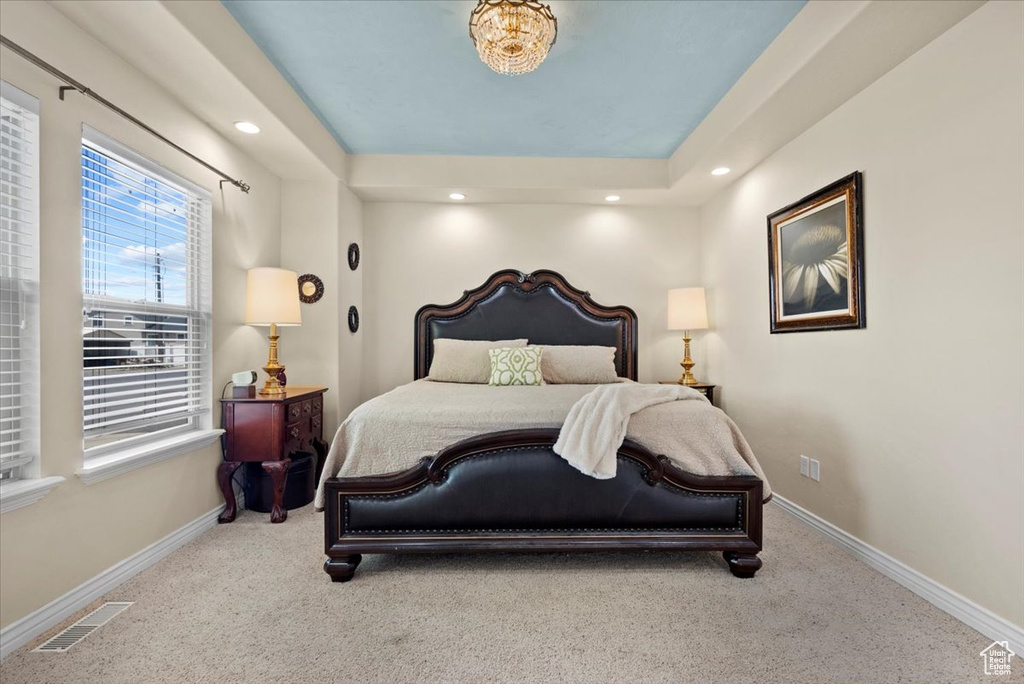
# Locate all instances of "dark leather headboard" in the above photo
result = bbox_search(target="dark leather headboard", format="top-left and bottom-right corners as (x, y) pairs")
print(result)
(415, 270), (638, 381)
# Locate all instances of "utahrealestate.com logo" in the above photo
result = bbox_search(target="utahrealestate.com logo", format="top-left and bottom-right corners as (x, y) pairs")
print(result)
(979, 641), (1015, 676)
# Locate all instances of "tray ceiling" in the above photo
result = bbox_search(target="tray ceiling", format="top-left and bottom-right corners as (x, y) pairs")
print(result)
(222, 0), (805, 158)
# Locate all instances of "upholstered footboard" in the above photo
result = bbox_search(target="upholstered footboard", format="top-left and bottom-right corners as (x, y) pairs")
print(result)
(323, 429), (763, 581)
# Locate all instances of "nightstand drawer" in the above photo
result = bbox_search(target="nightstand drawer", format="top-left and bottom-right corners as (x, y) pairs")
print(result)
(287, 402), (303, 422)
(285, 420), (305, 455)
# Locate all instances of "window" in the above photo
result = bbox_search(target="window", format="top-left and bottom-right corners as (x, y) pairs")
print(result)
(81, 128), (212, 457)
(0, 83), (40, 482)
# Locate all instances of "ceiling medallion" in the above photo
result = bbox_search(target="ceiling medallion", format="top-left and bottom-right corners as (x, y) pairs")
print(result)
(469, 0), (558, 76)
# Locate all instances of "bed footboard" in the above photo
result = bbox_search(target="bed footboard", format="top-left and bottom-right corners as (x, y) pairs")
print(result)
(323, 429), (763, 581)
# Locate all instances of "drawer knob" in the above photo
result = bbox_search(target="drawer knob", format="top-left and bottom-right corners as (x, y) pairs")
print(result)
(290, 427), (301, 439)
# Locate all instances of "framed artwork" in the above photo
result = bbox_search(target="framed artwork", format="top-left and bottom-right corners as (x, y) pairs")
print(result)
(767, 172), (864, 333)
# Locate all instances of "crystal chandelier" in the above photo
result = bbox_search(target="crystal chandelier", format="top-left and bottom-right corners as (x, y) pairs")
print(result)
(469, 0), (558, 76)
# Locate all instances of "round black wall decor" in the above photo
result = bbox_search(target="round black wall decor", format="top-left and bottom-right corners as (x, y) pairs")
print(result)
(297, 273), (324, 303)
(347, 305), (360, 333)
(347, 243), (360, 271)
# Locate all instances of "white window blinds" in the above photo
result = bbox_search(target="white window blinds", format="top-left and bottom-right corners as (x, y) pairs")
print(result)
(81, 128), (212, 456)
(0, 83), (40, 482)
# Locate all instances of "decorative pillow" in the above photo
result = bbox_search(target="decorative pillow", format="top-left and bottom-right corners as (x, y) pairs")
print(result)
(530, 345), (618, 384)
(428, 338), (528, 384)
(488, 346), (544, 386)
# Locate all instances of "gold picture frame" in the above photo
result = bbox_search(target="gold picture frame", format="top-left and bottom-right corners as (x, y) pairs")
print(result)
(767, 172), (865, 333)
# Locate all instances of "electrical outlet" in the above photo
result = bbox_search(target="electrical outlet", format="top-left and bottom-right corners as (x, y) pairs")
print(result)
(799, 455), (809, 477)
(809, 459), (821, 482)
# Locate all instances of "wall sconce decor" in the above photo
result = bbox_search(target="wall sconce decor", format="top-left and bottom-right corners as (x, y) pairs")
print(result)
(297, 273), (324, 304)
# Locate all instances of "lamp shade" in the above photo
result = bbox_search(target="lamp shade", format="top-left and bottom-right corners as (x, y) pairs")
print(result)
(667, 287), (708, 331)
(245, 267), (301, 326)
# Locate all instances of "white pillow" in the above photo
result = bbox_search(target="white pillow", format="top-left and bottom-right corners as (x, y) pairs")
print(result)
(428, 338), (529, 383)
(530, 345), (618, 384)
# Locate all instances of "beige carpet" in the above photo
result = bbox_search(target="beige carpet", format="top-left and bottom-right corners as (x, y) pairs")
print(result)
(1, 504), (1003, 683)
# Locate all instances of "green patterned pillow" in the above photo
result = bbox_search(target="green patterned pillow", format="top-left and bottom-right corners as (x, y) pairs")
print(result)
(488, 346), (544, 386)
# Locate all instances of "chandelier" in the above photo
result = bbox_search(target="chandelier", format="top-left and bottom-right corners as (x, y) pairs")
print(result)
(469, 0), (558, 76)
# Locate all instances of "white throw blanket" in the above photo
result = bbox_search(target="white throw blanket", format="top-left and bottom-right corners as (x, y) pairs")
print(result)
(554, 384), (708, 479)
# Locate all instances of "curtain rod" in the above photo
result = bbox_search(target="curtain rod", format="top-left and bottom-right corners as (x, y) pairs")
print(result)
(0, 34), (251, 194)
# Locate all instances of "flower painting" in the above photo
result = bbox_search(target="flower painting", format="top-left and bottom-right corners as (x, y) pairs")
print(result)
(767, 172), (864, 332)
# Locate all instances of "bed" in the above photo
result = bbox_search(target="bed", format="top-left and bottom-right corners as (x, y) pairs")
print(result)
(321, 269), (765, 582)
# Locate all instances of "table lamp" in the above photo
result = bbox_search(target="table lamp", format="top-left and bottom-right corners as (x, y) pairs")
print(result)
(667, 287), (709, 386)
(246, 267), (302, 396)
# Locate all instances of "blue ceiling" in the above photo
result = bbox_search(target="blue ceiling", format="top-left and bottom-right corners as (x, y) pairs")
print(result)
(222, 1), (805, 158)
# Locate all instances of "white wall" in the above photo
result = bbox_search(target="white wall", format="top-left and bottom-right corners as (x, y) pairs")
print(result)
(336, 185), (365, 419)
(361, 203), (702, 398)
(281, 181), (342, 433)
(0, 1), (283, 628)
(699, 0), (1023, 627)
(279, 181), (364, 436)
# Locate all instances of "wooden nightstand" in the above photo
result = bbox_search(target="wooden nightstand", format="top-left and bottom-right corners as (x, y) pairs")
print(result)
(659, 381), (716, 406)
(217, 386), (328, 524)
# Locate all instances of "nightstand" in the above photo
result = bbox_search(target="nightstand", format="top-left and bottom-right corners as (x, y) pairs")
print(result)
(217, 386), (328, 524)
(659, 381), (716, 406)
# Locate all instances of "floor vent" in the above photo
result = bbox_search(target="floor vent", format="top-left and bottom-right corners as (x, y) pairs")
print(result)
(33, 602), (133, 653)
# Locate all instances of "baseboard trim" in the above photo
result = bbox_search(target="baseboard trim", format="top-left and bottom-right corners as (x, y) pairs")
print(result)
(0, 505), (223, 660)
(772, 494), (1023, 654)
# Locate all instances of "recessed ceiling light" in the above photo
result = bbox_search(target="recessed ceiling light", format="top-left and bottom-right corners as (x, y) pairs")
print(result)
(711, 167), (731, 176)
(605, 195), (621, 202)
(234, 121), (261, 135)
(449, 193), (466, 201)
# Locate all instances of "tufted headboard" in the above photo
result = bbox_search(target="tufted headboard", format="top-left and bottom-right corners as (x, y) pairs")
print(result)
(414, 269), (638, 381)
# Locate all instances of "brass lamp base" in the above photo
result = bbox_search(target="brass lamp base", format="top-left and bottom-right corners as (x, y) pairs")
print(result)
(259, 366), (286, 396)
(677, 331), (698, 386)
(259, 323), (287, 396)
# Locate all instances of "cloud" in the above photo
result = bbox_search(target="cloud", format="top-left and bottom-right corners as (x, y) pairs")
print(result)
(155, 201), (185, 216)
(117, 241), (187, 270)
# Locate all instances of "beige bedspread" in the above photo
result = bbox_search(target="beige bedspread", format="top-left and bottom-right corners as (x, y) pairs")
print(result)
(314, 380), (770, 508)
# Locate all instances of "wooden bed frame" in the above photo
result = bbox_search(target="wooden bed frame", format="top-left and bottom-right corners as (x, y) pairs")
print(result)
(323, 270), (764, 581)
